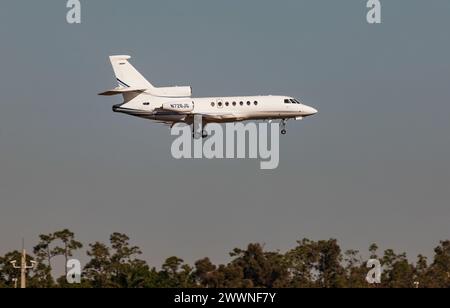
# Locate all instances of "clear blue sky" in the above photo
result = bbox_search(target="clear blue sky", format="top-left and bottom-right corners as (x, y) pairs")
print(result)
(1, 0), (449, 269)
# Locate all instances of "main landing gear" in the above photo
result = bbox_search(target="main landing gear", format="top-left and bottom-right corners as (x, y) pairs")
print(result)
(281, 119), (287, 135)
(192, 126), (208, 139)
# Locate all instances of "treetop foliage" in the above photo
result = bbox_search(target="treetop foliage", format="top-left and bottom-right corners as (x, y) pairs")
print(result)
(1, 230), (449, 288)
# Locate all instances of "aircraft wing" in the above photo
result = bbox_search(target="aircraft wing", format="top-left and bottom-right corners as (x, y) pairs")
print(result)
(152, 110), (241, 120)
(151, 119), (180, 126)
(151, 112), (243, 127)
(196, 113), (233, 120)
(197, 113), (246, 122)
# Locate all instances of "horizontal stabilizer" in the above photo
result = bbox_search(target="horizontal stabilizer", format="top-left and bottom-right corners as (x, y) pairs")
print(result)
(98, 87), (146, 96)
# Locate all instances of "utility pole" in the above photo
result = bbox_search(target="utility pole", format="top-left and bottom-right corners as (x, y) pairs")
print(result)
(10, 239), (37, 289)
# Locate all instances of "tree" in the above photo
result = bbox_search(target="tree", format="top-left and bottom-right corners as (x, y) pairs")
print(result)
(29, 262), (54, 288)
(343, 249), (367, 288)
(369, 243), (379, 260)
(84, 242), (111, 288)
(109, 232), (149, 288)
(83, 233), (151, 288)
(414, 254), (429, 288)
(33, 233), (58, 287)
(428, 240), (450, 288)
(33, 234), (57, 268)
(286, 239), (345, 288)
(229, 243), (289, 288)
(53, 229), (83, 278)
(216, 263), (246, 288)
(157, 256), (195, 288)
(286, 238), (319, 287)
(110, 233), (142, 264)
(381, 249), (415, 288)
(194, 258), (218, 288)
(315, 239), (346, 288)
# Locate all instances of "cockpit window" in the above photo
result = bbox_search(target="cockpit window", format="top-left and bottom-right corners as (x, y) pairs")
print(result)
(284, 99), (291, 104)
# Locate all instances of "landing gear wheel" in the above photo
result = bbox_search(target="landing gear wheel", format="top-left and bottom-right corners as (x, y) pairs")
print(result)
(281, 119), (287, 135)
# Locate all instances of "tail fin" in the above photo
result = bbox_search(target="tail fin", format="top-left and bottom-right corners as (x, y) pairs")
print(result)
(101, 55), (193, 99)
(109, 55), (155, 90)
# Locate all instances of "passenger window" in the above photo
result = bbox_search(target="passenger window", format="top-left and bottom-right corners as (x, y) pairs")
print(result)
(247, 101), (251, 106)
(211, 102), (215, 107)
(232, 102), (237, 106)
(254, 101), (258, 106)
(240, 102), (244, 106)
(225, 102), (229, 107)
(143, 102), (150, 106)
(218, 102), (223, 107)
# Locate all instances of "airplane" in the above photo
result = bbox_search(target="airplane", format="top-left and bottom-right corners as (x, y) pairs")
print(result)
(99, 55), (318, 138)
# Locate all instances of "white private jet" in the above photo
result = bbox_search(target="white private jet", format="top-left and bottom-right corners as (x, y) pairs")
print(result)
(99, 55), (318, 138)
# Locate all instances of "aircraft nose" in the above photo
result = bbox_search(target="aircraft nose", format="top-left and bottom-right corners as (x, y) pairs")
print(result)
(305, 106), (318, 116)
